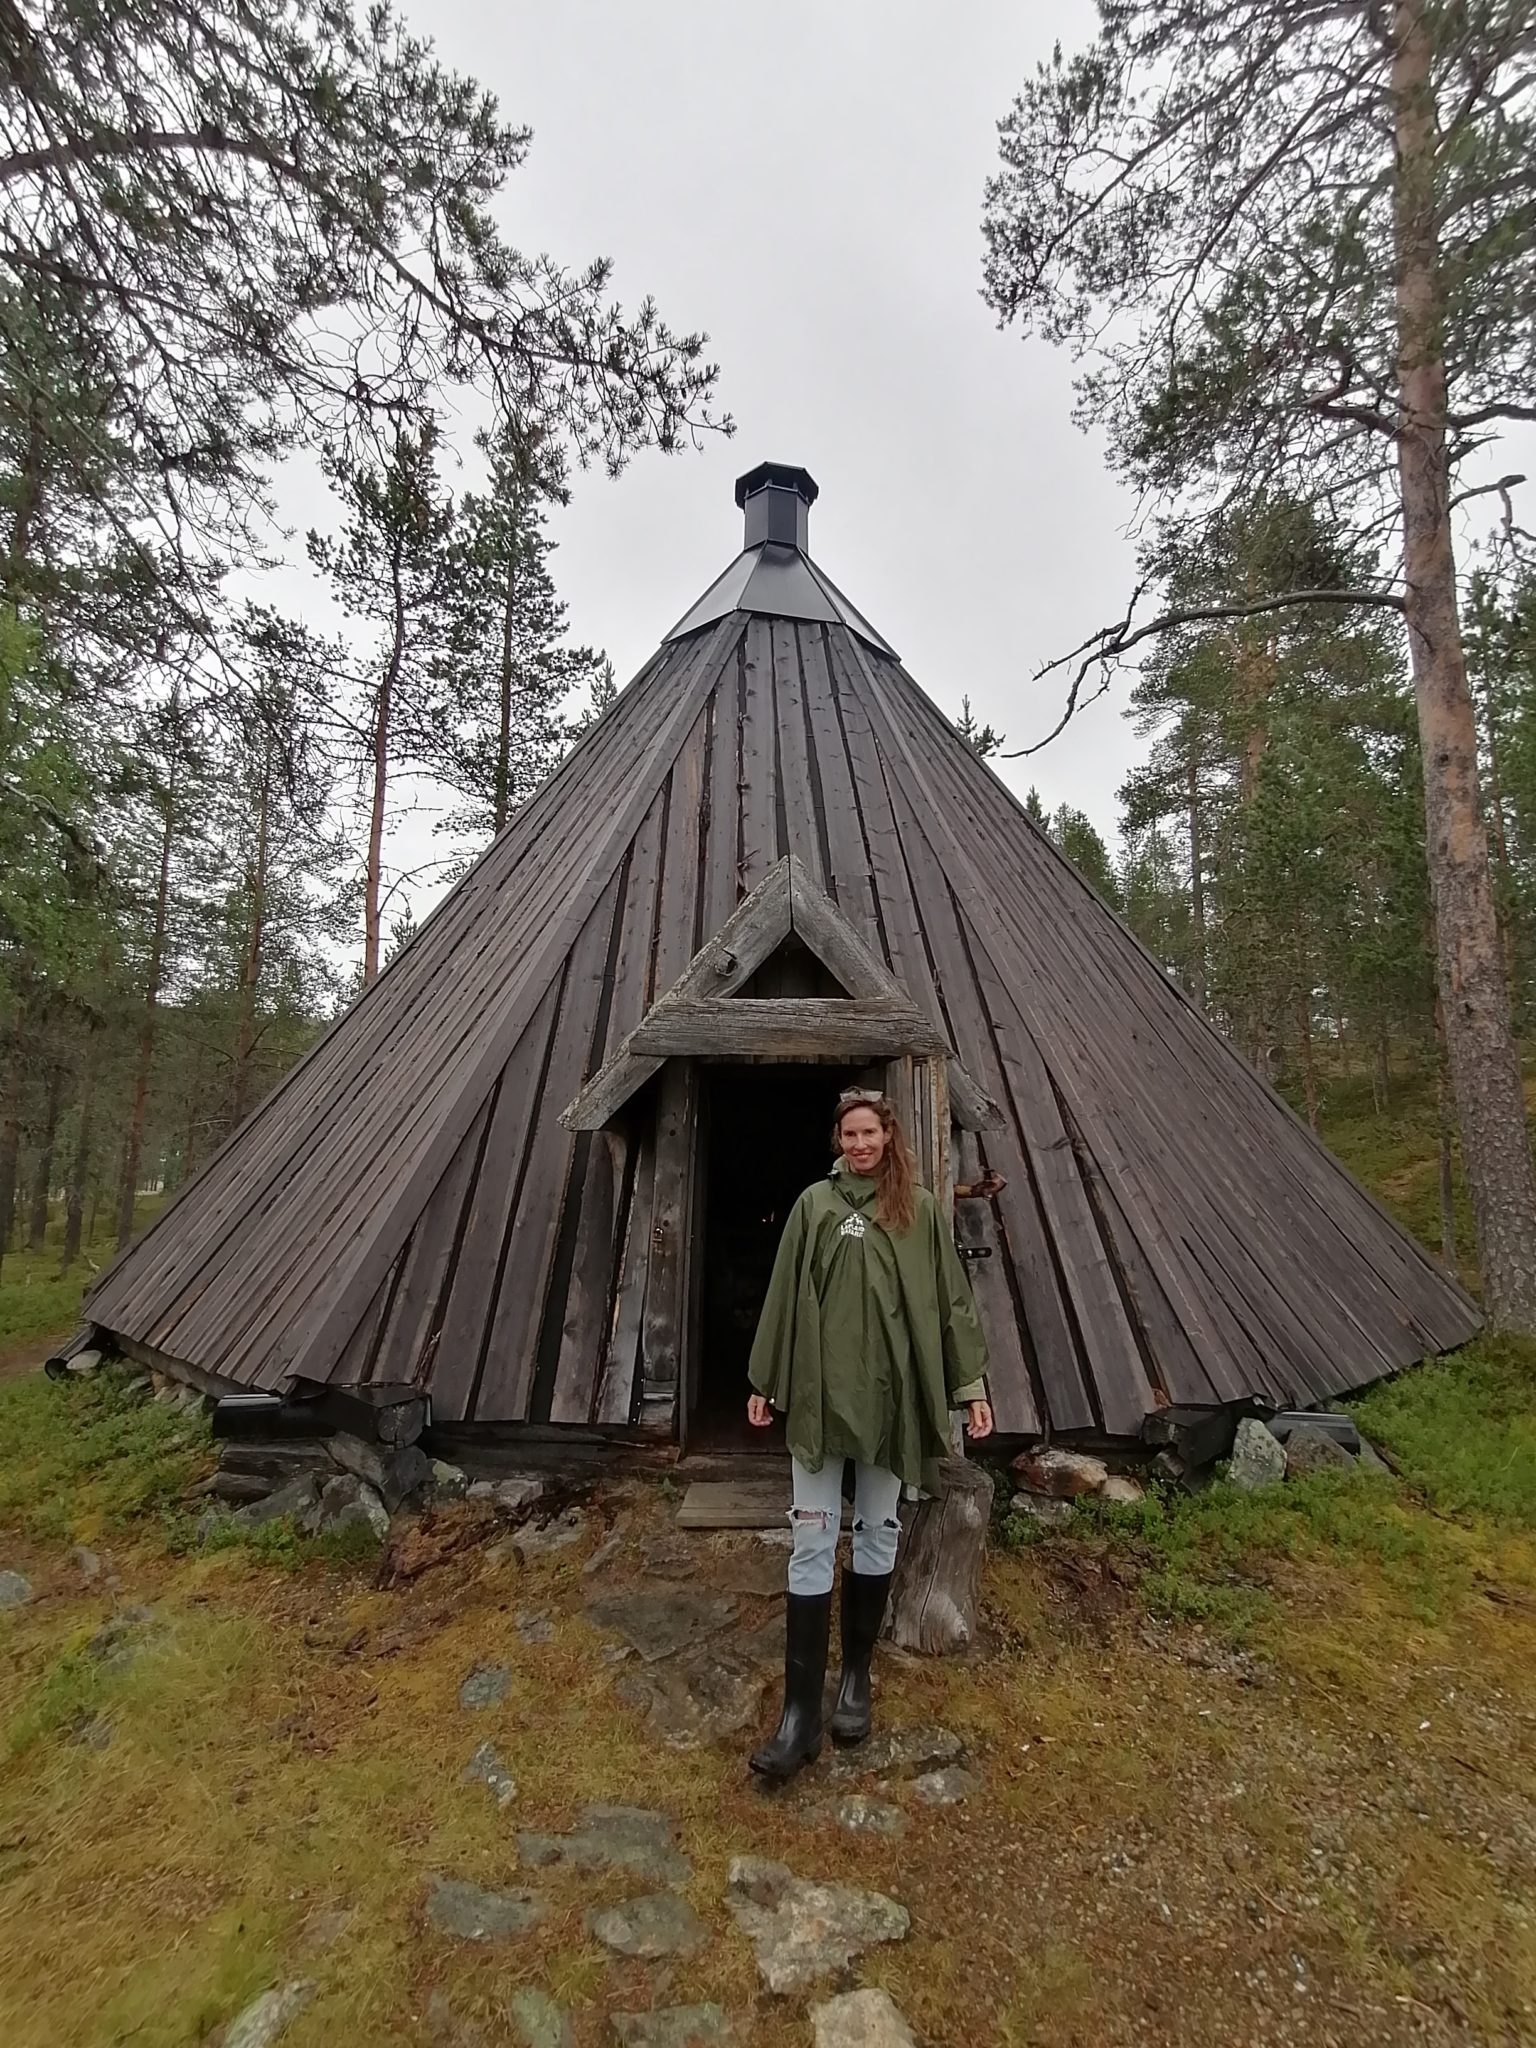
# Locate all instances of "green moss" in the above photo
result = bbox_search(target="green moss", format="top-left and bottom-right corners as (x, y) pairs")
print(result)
(0, 1368), (210, 1541)
(1351, 1334), (1536, 1525)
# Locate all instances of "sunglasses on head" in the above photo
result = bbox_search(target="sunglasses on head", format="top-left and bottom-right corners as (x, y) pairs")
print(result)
(836, 1088), (888, 1110)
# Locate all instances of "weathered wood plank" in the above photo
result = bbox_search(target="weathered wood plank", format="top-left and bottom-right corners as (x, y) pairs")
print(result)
(630, 997), (949, 1059)
(738, 618), (778, 890)
(593, 1128), (657, 1426)
(639, 1060), (696, 1434)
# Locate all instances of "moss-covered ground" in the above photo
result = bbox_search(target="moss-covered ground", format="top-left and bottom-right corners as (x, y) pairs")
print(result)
(1, 1081), (1533, 2046)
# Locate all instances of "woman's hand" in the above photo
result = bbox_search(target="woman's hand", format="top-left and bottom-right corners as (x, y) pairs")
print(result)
(965, 1400), (994, 1440)
(746, 1394), (774, 1428)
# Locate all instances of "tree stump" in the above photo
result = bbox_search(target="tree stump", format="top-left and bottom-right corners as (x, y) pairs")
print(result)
(884, 1456), (994, 1656)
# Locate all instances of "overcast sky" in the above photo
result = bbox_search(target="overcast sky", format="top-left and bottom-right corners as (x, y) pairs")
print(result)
(405, 0), (1140, 841)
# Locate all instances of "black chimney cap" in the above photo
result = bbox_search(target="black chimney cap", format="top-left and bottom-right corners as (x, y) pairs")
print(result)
(734, 461), (819, 511)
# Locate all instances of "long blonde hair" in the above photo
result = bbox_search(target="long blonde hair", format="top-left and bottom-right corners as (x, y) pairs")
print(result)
(832, 1088), (917, 1235)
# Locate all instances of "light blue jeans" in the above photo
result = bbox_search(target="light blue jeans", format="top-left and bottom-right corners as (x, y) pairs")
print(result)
(788, 1457), (904, 1596)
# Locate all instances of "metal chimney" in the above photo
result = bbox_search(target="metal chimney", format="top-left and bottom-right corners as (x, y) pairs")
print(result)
(735, 461), (818, 550)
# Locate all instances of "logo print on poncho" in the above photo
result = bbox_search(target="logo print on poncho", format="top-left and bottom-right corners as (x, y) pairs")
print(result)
(838, 1213), (867, 1240)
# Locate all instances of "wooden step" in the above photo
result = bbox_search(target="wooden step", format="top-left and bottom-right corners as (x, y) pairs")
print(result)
(676, 1477), (850, 1530)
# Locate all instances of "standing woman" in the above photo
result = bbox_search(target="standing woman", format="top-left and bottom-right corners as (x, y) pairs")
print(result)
(745, 1086), (993, 1780)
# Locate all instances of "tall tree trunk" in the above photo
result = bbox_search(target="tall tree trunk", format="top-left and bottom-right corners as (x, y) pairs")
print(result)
(1186, 750), (1207, 1009)
(26, 1055), (63, 1249)
(493, 473), (525, 835)
(1373, 1015), (1392, 1115)
(0, 992), (24, 1278)
(1295, 980), (1319, 1131)
(363, 555), (406, 987)
(62, 1033), (97, 1272)
(1393, 2), (1536, 1328)
(1434, 993), (1457, 1271)
(230, 737), (272, 1123)
(117, 720), (180, 1249)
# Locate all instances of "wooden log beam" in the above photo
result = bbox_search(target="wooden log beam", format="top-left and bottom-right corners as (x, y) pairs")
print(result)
(630, 997), (950, 1059)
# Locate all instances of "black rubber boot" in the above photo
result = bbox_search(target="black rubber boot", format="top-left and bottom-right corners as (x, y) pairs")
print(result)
(829, 1569), (893, 1745)
(748, 1589), (832, 1781)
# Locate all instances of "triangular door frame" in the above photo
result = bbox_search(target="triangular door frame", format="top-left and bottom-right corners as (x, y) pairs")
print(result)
(561, 855), (998, 1131)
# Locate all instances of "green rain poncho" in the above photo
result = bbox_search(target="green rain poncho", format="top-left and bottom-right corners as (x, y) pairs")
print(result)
(746, 1161), (989, 1491)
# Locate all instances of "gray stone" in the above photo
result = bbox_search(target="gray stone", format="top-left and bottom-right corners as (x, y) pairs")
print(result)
(427, 1459), (469, 1502)
(231, 1473), (322, 1530)
(586, 1890), (710, 1959)
(1284, 1422), (1357, 1478)
(828, 1724), (964, 1781)
(222, 1981), (315, 2048)
(424, 1874), (545, 1942)
(508, 1987), (575, 2048)
(518, 1803), (690, 1884)
(713, 1546), (789, 1598)
(582, 1533), (625, 1577)
(297, 1905), (354, 1950)
(516, 1610), (554, 1644)
(724, 1857), (909, 1994)
(586, 1588), (738, 1663)
(513, 1506), (585, 1559)
(811, 1989), (919, 2048)
(1098, 1475), (1145, 1505)
(910, 1766), (980, 1806)
(640, 1532), (697, 1578)
(1010, 1447), (1108, 1498)
(458, 1661), (511, 1710)
(461, 1739), (516, 1807)
(810, 1795), (906, 1836)
(86, 1605), (160, 1669)
(303, 1473), (388, 1539)
(490, 1475), (546, 1515)
(0, 1570), (34, 1608)
(71, 1545), (104, 1581)
(609, 2009), (732, 2047)
(1358, 1437), (1393, 1475)
(1007, 1490), (1075, 1527)
(66, 1347), (103, 1377)
(614, 1639), (764, 1750)
(330, 1434), (432, 1513)
(1228, 1417), (1287, 1491)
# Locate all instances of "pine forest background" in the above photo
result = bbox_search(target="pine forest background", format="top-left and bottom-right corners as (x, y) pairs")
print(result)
(4, 0), (1536, 1332)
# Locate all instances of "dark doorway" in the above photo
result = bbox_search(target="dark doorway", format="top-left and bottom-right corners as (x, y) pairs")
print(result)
(690, 1063), (862, 1451)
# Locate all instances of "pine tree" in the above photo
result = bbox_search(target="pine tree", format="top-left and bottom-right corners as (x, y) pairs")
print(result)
(982, 0), (1536, 1325)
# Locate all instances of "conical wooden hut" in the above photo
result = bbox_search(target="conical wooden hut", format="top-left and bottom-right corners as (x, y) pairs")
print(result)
(85, 463), (1480, 1451)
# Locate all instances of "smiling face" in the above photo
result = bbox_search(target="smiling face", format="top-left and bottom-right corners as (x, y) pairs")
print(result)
(836, 1104), (888, 1176)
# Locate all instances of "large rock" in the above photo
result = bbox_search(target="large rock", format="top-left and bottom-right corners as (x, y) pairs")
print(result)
(458, 1662), (511, 1710)
(1284, 1422), (1357, 1478)
(302, 1473), (388, 1539)
(586, 1588), (738, 1663)
(827, 1724), (964, 1782)
(231, 1473), (322, 1530)
(1098, 1475), (1145, 1505)
(807, 1795), (906, 1837)
(508, 1988), (575, 2048)
(512, 1507), (587, 1560)
(1227, 1417), (1287, 1491)
(329, 1433), (431, 1513)
(518, 1804), (691, 1884)
(221, 1981), (315, 2048)
(424, 1874), (545, 1941)
(0, 1570), (34, 1608)
(586, 1890), (710, 1959)
(1010, 1448), (1108, 1498)
(910, 1765), (979, 1806)
(461, 1739), (516, 1807)
(724, 1857), (909, 1994)
(614, 1639), (764, 1750)
(609, 2009), (732, 2047)
(811, 1989), (919, 2048)
(1008, 1491), (1075, 1528)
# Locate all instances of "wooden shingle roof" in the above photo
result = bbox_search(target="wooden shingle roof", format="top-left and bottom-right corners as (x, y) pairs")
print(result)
(87, 475), (1480, 1436)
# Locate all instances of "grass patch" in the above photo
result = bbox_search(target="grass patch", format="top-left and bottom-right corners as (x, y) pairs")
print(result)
(0, 1367), (211, 1543)
(1352, 1334), (1536, 1525)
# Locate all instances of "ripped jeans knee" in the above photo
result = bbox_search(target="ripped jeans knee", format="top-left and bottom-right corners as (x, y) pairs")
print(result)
(786, 1458), (904, 1595)
(851, 1512), (902, 1577)
(787, 1504), (838, 1596)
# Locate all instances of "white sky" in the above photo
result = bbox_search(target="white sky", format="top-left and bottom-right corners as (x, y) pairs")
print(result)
(356, 0), (1143, 921)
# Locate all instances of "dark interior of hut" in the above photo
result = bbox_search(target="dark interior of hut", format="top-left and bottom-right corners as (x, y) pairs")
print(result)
(689, 1061), (863, 1451)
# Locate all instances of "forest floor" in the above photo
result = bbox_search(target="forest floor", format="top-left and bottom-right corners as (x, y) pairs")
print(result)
(0, 1076), (1534, 2048)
